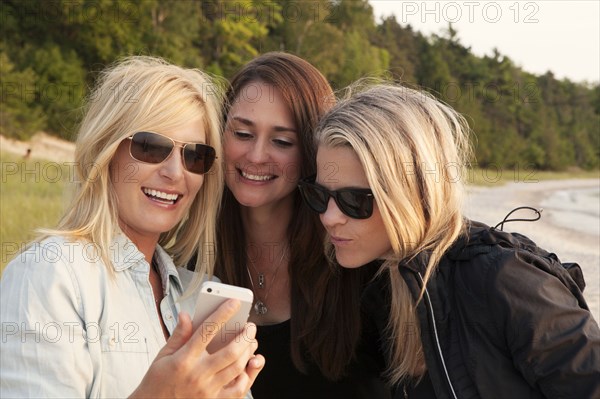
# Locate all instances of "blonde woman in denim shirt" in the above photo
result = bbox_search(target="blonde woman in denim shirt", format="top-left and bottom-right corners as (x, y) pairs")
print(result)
(0, 56), (264, 398)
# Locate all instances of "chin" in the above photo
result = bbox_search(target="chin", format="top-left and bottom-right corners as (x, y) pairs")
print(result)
(335, 254), (366, 269)
(236, 198), (262, 208)
(236, 193), (270, 208)
(149, 220), (180, 235)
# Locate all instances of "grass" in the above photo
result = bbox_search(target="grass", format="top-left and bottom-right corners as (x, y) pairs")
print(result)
(1, 151), (72, 271)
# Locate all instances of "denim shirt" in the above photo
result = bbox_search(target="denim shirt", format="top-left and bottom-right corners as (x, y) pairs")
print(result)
(0, 234), (210, 398)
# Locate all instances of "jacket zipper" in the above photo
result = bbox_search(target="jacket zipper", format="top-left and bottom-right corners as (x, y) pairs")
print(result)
(417, 272), (458, 399)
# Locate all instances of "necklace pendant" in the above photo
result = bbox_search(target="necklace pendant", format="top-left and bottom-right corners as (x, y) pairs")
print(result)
(254, 300), (268, 315)
(258, 273), (265, 289)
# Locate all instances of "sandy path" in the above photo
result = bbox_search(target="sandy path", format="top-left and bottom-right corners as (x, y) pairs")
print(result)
(0, 133), (75, 162)
(464, 179), (600, 321)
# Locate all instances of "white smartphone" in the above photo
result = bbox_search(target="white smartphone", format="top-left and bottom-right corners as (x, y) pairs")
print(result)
(192, 281), (254, 353)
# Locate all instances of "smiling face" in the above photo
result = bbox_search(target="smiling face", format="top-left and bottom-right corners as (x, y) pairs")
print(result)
(110, 119), (206, 247)
(223, 82), (302, 210)
(316, 145), (392, 268)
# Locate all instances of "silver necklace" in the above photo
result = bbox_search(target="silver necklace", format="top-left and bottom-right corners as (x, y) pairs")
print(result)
(246, 247), (287, 315)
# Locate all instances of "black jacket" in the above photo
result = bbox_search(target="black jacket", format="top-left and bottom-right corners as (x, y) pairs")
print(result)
(364, 220), (600, 399)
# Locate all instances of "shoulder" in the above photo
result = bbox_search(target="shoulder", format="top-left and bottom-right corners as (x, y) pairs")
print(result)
(9, 235), (90, 263)
(1, 236), (92, 323)
(1, 235), (122, 308)
(442, 221), (585, 316)
(444, 221), (568, 286)
(2, 236), (91, 285)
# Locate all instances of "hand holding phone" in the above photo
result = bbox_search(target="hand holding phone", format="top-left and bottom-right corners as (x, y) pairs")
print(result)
(192, 281), (254, 353)
(132, 301), (264, 399)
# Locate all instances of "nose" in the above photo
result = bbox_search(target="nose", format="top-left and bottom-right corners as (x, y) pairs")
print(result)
(319, 197), (347, 228)
(158, 147), (185, 181)
(246, 139), (270, 164)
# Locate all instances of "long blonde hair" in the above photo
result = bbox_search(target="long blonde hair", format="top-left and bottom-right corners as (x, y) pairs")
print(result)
(316, 84), (472, 384)
(38, 56), (224, 276)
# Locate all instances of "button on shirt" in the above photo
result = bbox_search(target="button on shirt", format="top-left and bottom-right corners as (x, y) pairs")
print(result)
(0, 234), (209, 398)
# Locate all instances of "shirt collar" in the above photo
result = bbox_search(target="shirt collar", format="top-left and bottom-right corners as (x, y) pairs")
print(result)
(109, 233), (184, 294)
(154, 244), (184, 295)
(110, 233), (146, 271)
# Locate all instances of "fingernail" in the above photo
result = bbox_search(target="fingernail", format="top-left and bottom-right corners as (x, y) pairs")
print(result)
(250, 355), (264, 368)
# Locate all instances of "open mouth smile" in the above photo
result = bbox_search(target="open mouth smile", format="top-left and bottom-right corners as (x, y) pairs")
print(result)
(239, 169), (276, 182)
(142, 187), (182, 205)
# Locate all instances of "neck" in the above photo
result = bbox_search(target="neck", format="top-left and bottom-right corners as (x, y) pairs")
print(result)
(240, 198), (293, 324)
(240, 197), (293, 251)
(137, 241), (158, 265)
(241, 201), (293, 276)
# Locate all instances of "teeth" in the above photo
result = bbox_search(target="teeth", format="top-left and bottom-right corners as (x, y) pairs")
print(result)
(241, 170), (275, 181)
(143, 188), (179, 201)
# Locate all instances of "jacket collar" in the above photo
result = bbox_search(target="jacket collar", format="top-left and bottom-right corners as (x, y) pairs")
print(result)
(399, 252), (430, 275)
(399, 220), (495, 273)
(445, 220), (493, 261)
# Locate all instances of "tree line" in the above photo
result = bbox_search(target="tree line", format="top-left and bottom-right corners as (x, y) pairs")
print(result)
(1, 0), (598, 170)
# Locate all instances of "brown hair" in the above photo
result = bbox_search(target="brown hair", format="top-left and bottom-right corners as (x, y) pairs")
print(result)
(216, 52), (364, 378)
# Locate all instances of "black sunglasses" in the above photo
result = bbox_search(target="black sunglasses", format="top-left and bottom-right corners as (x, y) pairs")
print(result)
(127, 131), (216, 175)
(298, 175), (374, 219)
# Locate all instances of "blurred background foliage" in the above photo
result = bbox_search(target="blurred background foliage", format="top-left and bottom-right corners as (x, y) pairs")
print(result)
(1, 0), (598, 170)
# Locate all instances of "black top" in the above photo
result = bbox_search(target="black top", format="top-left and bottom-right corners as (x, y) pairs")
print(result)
(399, 372), (437, 399)
(361, 276), (437, 399)
(251, 319), (391, 399)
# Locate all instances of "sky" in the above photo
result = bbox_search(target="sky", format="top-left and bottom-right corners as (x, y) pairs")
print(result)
(369, 0), (600, 83)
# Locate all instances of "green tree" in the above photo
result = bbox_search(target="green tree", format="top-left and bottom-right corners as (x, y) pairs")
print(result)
(200, 0), (281, 77)
(0, 51), (46, 139)
(25, 45), (86, 139)
(416, 37), (452, 95)
(0, 0), (596, 170)
(329, 0), (376, 34)
(330, 30), (388, 87)
(325, 0), (388, 87)
(373, 16), (419, 83)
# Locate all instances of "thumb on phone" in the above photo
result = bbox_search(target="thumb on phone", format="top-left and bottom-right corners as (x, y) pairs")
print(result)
(156, 312), (193, 358)
(185, 299), (241, 358)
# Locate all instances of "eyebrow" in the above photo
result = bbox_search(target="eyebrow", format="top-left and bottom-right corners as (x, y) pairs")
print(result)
(231, 116), (297, 134)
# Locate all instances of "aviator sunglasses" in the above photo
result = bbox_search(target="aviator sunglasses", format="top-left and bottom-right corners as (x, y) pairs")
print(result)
(127, 131), (216, 175)
(298, 175), (374, 219)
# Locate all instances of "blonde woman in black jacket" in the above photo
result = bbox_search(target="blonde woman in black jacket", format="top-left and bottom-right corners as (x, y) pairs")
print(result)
(298, 84), (600, 398)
